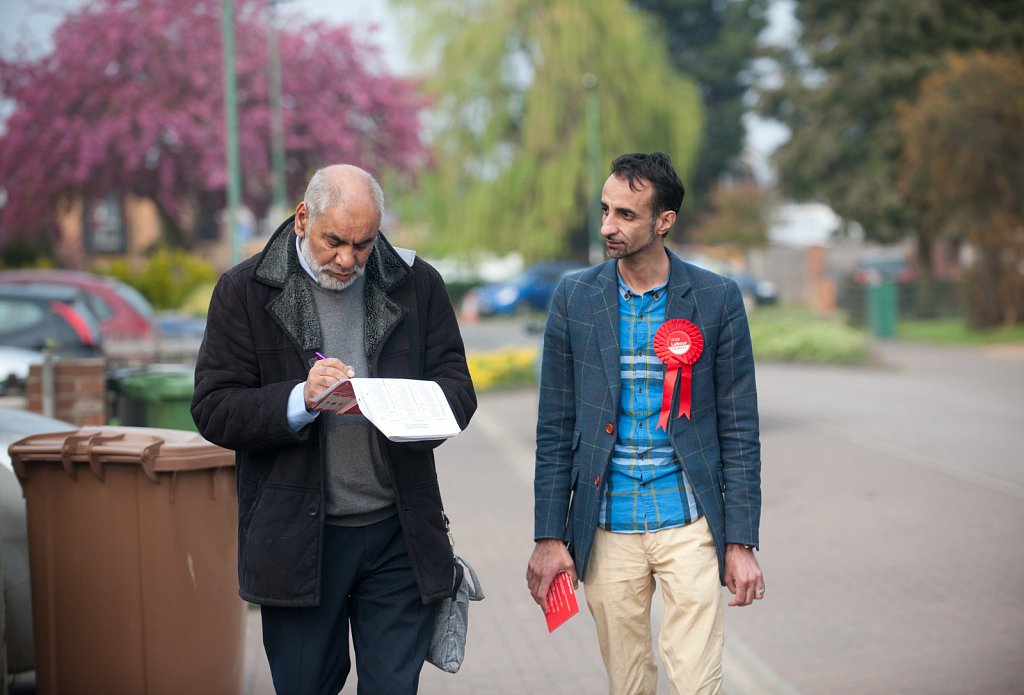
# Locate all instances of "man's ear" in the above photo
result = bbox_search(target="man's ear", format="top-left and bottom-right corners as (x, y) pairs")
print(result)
(294, 201), (308, 238)
(657, 209), (676, 237)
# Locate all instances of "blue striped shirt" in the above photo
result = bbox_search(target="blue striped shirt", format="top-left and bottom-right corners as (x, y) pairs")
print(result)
(597, 272), (701, 533)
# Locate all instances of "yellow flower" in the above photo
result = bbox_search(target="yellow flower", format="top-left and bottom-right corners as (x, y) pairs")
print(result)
(466, 346), (539, 391)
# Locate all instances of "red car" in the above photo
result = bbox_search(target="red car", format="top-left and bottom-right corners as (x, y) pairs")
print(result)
(851, 256), (917, 286)
(0, 270), (155, 341)
(0, 270), (157, 365)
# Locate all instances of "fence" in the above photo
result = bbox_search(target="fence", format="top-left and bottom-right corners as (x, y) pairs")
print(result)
(840, 279), (963, 327)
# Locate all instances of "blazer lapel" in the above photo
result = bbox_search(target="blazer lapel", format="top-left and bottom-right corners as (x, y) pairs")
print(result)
(592, 262), (623, 401)
(589, 253), (696, 408)
(665, 251), (696, 322)
(255, 221), (414, 364)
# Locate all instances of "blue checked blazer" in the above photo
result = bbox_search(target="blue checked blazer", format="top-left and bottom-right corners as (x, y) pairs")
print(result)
(534, 250), (762, 584)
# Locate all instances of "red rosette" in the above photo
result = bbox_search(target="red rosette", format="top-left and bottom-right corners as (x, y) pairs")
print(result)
(653, 319), (704, 429)
(653, 319), (704, 367)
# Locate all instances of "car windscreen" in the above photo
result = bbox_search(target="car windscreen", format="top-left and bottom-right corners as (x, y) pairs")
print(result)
(112, 281), (155, 318)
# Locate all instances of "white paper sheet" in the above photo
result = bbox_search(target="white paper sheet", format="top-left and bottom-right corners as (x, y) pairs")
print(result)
(313, 378), (462, 442)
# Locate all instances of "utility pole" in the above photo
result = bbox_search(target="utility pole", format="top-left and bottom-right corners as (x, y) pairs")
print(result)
(268, 0), (287, 219)
(222, 0), (242, 266)
(583, 73), (602, 265)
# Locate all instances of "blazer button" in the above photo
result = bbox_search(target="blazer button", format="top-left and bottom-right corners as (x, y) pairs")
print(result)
(593, 475), (601, 486)
(307, 505), (318, 518)
(604, 423), (614, 435)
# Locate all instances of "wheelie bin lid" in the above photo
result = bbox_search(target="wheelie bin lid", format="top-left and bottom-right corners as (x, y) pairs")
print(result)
(8, 426), (233, 484)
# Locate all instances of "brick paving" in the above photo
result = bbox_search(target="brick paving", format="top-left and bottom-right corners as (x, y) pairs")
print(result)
(242, 339), (1024, 694)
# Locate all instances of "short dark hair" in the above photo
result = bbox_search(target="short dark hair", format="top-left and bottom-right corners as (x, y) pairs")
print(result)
(609, 152), (685, 216)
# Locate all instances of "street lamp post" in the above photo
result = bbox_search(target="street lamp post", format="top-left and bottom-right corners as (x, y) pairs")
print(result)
(583, 73), (602, 265)
(268, 0), (287, 219)
(221, 0), (242, 266)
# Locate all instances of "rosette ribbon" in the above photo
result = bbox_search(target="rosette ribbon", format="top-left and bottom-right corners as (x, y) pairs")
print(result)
(653, 319), (704, 431)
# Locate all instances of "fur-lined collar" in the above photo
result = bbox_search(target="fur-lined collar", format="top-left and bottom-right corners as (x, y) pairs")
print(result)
(253, 215), (413, 361)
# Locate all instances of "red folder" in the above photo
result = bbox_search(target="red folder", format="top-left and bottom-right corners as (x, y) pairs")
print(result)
(545, 571), (579, 632)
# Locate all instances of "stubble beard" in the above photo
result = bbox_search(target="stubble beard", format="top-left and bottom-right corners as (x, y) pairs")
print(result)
(605, 216), (659, 260)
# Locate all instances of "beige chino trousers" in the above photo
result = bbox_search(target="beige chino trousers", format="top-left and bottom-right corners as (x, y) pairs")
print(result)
(583, 517), (724, 695)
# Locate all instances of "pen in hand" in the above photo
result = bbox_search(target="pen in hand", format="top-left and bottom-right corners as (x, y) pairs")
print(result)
(315, 352), (355, 378)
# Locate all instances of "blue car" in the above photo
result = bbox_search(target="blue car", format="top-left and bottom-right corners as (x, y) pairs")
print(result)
(680, 254), (778, 310)
(469, 261), (587, 317)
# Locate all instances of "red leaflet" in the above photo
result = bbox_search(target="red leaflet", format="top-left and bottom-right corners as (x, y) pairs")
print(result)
(545, 571), (579, 633)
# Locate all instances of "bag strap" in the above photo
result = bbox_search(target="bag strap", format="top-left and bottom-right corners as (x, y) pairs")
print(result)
(444, 513), (484, 601)
(450, 561), (465, 601)
(443, 511), (461, 601)
(454, 554), (485, 602)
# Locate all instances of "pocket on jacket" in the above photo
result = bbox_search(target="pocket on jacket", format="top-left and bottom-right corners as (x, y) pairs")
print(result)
(237, 475), (261, 537)
(242, 484), (320, 600)
(565, 464), (580, 546)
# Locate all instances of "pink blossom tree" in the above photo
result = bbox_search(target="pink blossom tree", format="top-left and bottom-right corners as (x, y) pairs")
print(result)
(0, 0), (428, 251)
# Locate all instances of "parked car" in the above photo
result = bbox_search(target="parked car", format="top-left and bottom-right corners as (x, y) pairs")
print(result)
(0, 270), (159, 365)
(152, 313), (207, 340)
(0, 285), (104, 357)
(467, 260), (588, 317)
(0, 270), (155, 341)
(851, 255), (917, 285)
(680, 254), (778, 308)
(0, 407), (75, 682)
(147, 314), (207, 364)
(0, 346), (46, 396)
(728, 268), (779, 307)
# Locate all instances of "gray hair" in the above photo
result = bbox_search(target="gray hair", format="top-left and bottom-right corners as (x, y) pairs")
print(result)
(303, 165), (385, 223)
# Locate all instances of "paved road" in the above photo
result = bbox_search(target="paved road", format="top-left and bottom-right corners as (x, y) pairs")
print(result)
(727, 340), (1024, 695)
(457, 315), (544, 353)
(243, 338), (1024, 694)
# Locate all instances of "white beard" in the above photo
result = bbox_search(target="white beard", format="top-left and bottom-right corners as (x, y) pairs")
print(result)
(301, 238), (365, 291)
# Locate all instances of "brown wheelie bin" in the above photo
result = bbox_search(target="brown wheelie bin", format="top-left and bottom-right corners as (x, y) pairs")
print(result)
(9, 426), (244, 695)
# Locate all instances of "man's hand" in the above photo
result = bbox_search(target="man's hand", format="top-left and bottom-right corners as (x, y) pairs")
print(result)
(526, 539), (577, 610)
(724, 544), (765, 607)
(303, 356), (356, 409)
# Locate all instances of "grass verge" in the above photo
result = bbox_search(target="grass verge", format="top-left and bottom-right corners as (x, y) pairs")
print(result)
(467, 306), (877, 392)
(747, 306), (871, 364)
(897, 318), (1024, 346)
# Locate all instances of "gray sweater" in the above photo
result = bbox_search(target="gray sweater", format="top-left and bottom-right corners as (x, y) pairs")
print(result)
(308, 274), (395, 526)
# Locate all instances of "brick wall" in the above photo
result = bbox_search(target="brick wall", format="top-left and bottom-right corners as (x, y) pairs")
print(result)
(26, 358), (107, 426)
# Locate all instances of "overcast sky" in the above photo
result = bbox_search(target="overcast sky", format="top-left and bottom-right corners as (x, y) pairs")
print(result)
(0, 0), (795, 181)
(0, 0), (404, 63)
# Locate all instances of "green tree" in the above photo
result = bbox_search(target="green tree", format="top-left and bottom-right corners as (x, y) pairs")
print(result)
(392, 0), (703, 260)
(757, 0), (1024, 300)
(690, 181), (771, 250)
(0, 0), (427, 253)
(630, 0), (769, 214)
(897, 51), (1024, 328)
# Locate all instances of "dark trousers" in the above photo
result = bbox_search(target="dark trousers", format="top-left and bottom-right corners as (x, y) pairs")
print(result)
(261, 515), (434, 695)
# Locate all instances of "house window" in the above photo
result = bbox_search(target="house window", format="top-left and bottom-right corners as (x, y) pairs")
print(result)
(84, 193), (126, 254)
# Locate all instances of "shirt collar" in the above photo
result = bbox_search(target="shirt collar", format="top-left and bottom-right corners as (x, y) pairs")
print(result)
(616, 268), (669, 301)
(295, 234), (317, 282)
